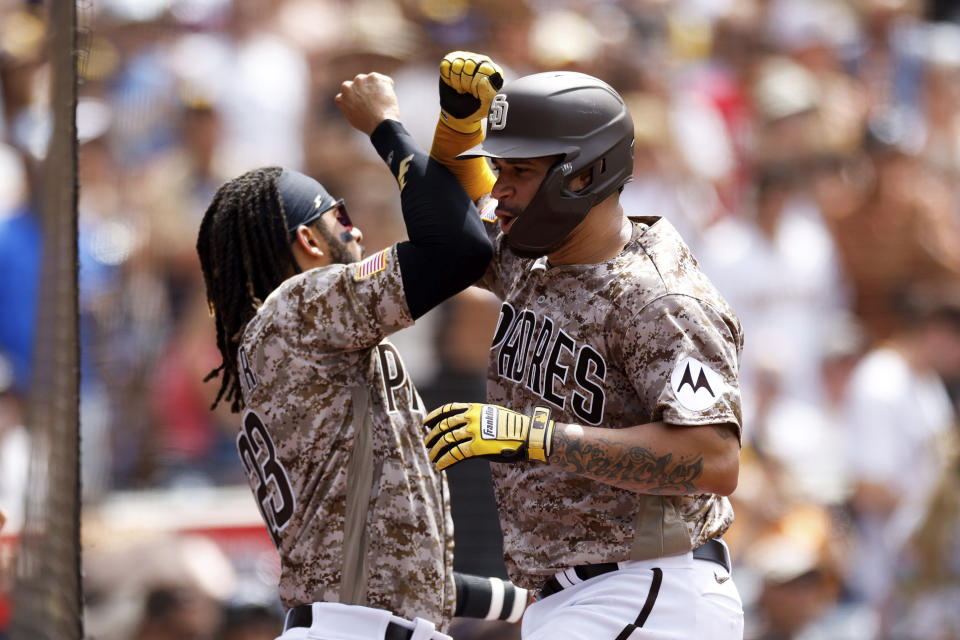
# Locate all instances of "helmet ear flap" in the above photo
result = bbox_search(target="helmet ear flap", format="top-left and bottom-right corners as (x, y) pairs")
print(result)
(506, 160), (602, 257)
(506, 136), (634, 257)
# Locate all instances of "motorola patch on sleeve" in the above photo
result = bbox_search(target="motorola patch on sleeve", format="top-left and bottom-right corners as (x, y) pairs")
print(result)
(670, 357), (723, 411)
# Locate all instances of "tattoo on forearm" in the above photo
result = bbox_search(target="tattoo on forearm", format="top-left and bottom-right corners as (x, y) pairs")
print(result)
(555, 428), (703, 494)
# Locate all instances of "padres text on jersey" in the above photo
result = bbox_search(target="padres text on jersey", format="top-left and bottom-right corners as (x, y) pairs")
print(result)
(476, 215), (744, 590)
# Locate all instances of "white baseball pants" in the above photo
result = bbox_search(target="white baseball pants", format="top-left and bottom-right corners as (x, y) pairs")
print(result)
(274, 602), (452, 640)
(521, 550), (743, 639)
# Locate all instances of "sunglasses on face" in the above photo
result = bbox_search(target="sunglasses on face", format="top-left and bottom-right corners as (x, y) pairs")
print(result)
(288, 197), (355, 243)
(326, 199), (353, 231)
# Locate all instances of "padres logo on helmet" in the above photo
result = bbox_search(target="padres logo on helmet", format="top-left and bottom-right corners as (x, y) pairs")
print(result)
(489, 94), (509, 130)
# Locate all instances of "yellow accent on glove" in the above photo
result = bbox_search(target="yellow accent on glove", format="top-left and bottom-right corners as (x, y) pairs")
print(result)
(438, 51), (504, 134)
(424, 403), (554, 471)
(430, 121), (496, 201)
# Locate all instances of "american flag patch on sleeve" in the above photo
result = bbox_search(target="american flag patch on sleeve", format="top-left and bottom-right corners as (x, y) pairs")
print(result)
(355, 249), (388, 280)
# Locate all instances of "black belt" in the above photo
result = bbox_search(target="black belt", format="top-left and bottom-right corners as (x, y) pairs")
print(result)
(284, 603), (413, 640)
(537, 538), (731, 600)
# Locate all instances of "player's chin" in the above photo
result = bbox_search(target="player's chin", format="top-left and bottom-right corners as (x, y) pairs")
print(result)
(334, 244), (364, 266)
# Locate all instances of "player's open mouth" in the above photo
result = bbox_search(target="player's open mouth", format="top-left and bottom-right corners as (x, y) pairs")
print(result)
(497, 210), (517, 234)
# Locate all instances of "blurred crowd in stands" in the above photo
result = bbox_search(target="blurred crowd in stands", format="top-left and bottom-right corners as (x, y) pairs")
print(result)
(2, 0), (960, 638)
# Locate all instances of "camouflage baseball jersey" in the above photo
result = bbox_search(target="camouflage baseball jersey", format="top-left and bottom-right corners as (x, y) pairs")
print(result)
(236, 245), (455, 628)
(477, 207), (743, 590)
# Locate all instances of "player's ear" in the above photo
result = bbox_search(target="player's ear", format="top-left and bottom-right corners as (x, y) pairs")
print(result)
(570, 167), (593, 192)
(293, 224), (325, 258)
(291, 225), (331, 271)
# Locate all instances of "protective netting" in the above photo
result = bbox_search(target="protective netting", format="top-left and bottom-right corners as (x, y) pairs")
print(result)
(8, 2), (83, 639)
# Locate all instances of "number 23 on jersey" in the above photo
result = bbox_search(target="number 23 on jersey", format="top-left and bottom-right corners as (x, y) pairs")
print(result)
(237, 409), (295, 546)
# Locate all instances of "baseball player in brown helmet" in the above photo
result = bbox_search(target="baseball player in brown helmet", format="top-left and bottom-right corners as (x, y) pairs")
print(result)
(197, 73), (527, 640)
(424, 52), (746, 639)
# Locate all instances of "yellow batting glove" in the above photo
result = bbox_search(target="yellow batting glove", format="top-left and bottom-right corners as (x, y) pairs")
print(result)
(424, 402), (554, 471)
(439, 51), (504, 134)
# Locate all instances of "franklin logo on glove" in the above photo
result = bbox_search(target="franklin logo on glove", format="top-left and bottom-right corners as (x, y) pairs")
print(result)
(424, 402), (555, 470)
(481, 405), (498, 439)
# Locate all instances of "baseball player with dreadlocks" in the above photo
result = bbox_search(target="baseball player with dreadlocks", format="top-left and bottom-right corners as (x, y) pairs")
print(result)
(422, 52), (746, 639)
(197, 72), (528, 640)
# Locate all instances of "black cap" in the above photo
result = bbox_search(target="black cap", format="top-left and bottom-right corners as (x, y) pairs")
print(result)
(277, 169), (337, 237)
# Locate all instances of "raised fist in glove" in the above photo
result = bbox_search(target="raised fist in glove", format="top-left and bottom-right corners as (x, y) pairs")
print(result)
(424, 402), (554, 470)
(439, 51), (504, 134)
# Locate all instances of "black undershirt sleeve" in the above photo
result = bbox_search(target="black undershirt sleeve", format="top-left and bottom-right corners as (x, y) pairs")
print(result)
(369, 119), (492, 319)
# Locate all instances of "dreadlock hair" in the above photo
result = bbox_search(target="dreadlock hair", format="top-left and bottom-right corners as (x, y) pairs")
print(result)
(196, 166), (301, 412)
